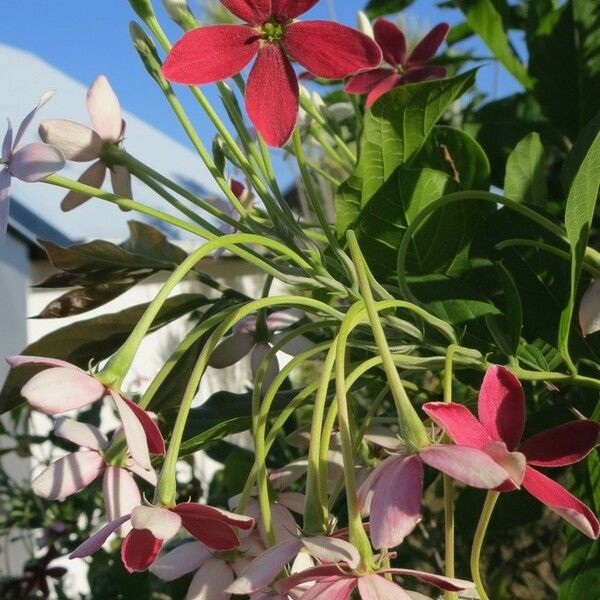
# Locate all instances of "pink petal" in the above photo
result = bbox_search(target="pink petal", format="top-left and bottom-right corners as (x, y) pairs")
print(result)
(422, 402), (492, 448)
(21, 367), (105, 415)
(482, 442), (526, 489)
(131, 505), (182, 539)
(70, 514), (132, 558)
(13, 90), (55, 149)
(61, 160), (106, 211)
(373, 18), (406, 66)
(275, 565), (345, 594)
(403, 65), (447, 84)
(126, 456), (158, 486)
(302, 536), (360, 569)
(419, 445), (514, 489)
(358, 574), (412, 600)
(284, 21), (382, 79)
(523, 466), (600, 538)
(278, 491), (305, 514)
(54, 417), (108, 450)
(220, 0), (271, 24)
(302, 577), (356, 600)
(365, 72), (402, 107)
(32, 450), (105, 500)
(163, 25), (260, 84)
(150, 541), (212, 581)
(209, 332), (255, 368)
(269, 502), (300, 543)
(579, 280), (600, 335)
(226, 538), (303, 594)
(0, 168), (10, 239)
(381, 569), (475, 592)
(251, 342), (280, 392)
(111, 391), (152, 470)
(87, 76), (122, 142)
(38, 119), (103, 161)
(246, 44), (298, 147)
(408, 23), (450, 63)
(357, 454), (401, 516)
(186, 557), (235, 600)
(7, 355), (75, 369)
(266, 309), (304, 331)
(119, 395), (165, 455)
(477, 365), (525, 450)
(521, 420), (600, 467)
(121, 528), (163, 572)
(344, 69), (393, 94)
(110, 165), (133, 201)
(103, 467), (142, 535)
(272, 0), (319, 21)
(370, 454), (423, 549)
(9, 143), (65, 182)
(2, 119), (12, 162)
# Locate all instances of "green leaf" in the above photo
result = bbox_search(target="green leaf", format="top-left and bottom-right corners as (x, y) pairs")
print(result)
(504, 133), (548, 207)
(0, 294), (207, 414)
(454, 0), (533, 89)
(335, 70), (477, 237)
(562, 110), (600, 194)
(364, 0), (414, 19)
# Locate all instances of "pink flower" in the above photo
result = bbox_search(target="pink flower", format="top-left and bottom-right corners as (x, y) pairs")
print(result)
(345, 19), (449, 107)
(31, 418), (156, 534)
(162, 0), (382, 146)
(424, 365), (600, 538)
(1, 91), (65, 239)
(39, 75), (132, 211)
(70, 503), (255, 572)
(7, 355), (165, 472)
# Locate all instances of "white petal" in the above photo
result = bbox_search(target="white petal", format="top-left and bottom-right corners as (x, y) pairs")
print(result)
(209, 333), (255, 368)
(110, 164), (133, 205)
(13, 90), (55, 149)
(103, 467), (142, 535)
(55, 417), (109, 450)
(130, 505), (182, 540)
(303, 536), (361, 569)
(126, 456), (158, 486)
(150, 541), (212, 581)
(2, 120), (13, 161)
(251, 343), (280, 393)
(111, 391), (151, 470)
(9, 143), (65, 182)
(579, 280), (600, 336)
(39, 119), (103, 161)
(61, 160), (106, 211)
(186, 557), (234, 600)
(271, 332), (314, 357)
(358, 574), (412, 600)
(0, 167), (10, 240)
(87, 75), (123, 141)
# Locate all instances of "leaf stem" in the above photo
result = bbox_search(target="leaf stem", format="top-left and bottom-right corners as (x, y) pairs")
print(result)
(470, 490), (500, 600)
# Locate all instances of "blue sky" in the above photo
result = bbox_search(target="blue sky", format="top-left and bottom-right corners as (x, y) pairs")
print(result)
(3, 1), (521, 190)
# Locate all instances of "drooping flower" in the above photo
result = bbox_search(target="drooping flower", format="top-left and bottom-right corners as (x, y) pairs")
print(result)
(7, 355), (164, 472)
(39, 75), (132, 211)
(162, 0), (382, 146)
(424, 365), (600, 538)
(579, 280), (600, 336)
(31, 418), (156, 534)
(345, 19), (449, 107)
(70, 503), (255, 572)
(1, 91), (65, 239)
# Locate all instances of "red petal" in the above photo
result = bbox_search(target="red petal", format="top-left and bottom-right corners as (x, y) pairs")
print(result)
(403, 65), (447, 84)
(162, 25), (260, 84)
(220, 0), (271, 24)
(373, 18), (406, 66)
(408, 23), (450, 64)
(520, 421), (600, 467)
(422, 402), (492, 448)
(272, 0), (318, 21)
(246, 44), (298, 147)
(284, 21), (382, 79)
(477, 366), (525, 450)
(121, 528), (163, 572)
(344, 69), (392, 94)
(523, 467), (600, 539)
(365, 73), (401, 107)
(120, 396), (165, 455)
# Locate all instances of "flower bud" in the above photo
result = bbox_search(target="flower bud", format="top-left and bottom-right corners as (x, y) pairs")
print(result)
(161, 0), (197, 30)
(212, 135), (226, 176)
(128, 0), (156, 21)
(357, 11), (374, 39)
(129, 22), (171, 92)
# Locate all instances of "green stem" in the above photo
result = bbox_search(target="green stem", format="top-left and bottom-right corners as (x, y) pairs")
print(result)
(470, 491), (500, 600)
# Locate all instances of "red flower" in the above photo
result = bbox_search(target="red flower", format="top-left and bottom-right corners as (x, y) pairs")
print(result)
(345, 19), (449, 107)
(424, 365), (600, 538)
(162, 0), (382, 146)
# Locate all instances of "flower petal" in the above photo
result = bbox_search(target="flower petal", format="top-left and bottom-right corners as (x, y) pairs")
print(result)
(344, 68), (393, 94)
(357, 454), (401, 516)
(103, 467), (141, 535)
(186, 557), (235, 600)
(246, 44), (298, 147)
(119, 395), (165, 455)
(269, 502), (300, 543)
(374, 18), (406, 66)
(21, 367), (105, 414)
(87, 76), (122, 142)
(112, 392), (151, 470)
(7, 355), (76, 369)
(284, 21), (382, 79)
(54, 417), (108, 450)
(266, 309), (304, 331)
(251, 342), (280, 392)
(303, 536), (360, 569)
(0, 168), (11, 240)
(110, 165), (133, 207)
(419, 444), (514, 489)
(121, 528), (163, 572)
(520, 420), (600, 467)
(382, 569), (475, 592)
(32, 450), (105, 499)
(523, 466), (600, 538)
(150, 541), (212, 581)
(13, 90), (55, 149)
(422, 402), (492, 447)
(477, 365), (525, 450)
(579, 280), (600, 335)
(9, 143), (65, 182)
(278, 491), (305, 514)
(275, 565), (345, 594)
(2, 120), (12, 162)
(270, 332), (314, 357)
(220, 0), (271, 24)
(126, 456), (158, 486)
(358, 574), (412, 600)
(70, 514), (132, 558)
(131, 505), (182, 539)
(61, 160), (106, 211)
(302, 577), (356, 600)
(209, 332), (255, 368)
(226, 538), (303, 594)
(408, 23), (450, 63)
(365, 72), (402, 107)
(272, 0), (318, 21)
(38, 119), (103, 161)
(482, 442), (526, 490)
(403, 65), (447, 83)
(163, 25), (260, 84)
(172, 503), (255, 530)
(370, 454), (423, 549)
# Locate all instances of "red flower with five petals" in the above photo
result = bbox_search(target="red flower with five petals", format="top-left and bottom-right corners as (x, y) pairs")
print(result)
(424, 365), (600, 538)
(345, 19), (449, 107)
(162, 0), (382, 146)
